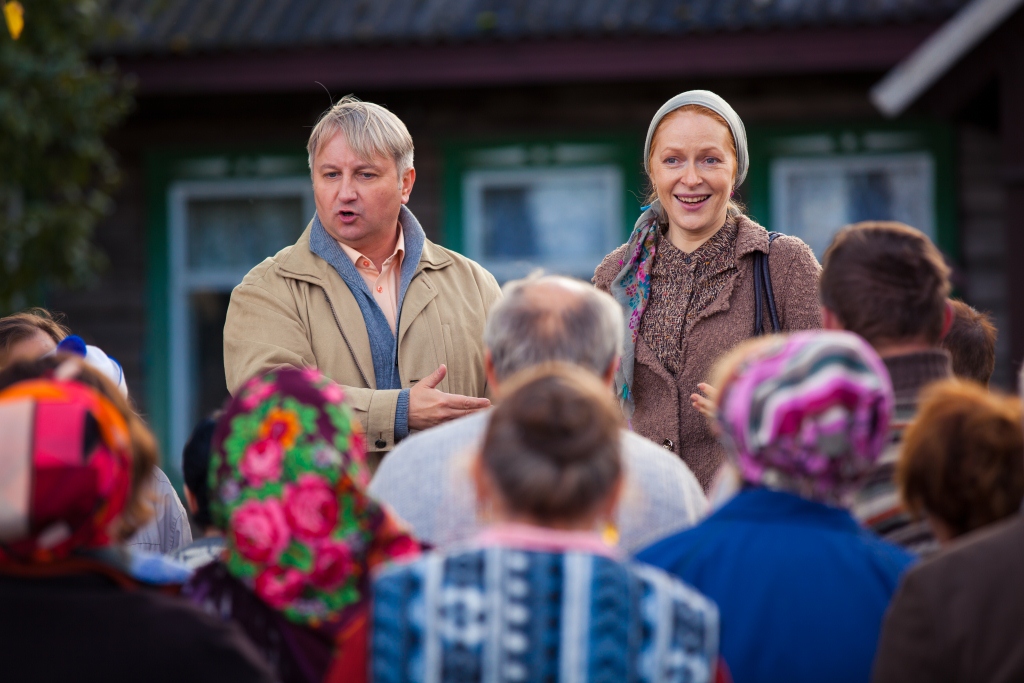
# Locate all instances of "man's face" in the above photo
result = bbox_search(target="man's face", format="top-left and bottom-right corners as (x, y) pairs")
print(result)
(312, 131), (415, 249)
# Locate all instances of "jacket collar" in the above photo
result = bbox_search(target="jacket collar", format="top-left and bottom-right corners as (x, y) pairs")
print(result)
(734, 214), (771, 259)
(276, 205), (451, 285)
(710, 487), (864, 535)
(882, 349), (953, 421)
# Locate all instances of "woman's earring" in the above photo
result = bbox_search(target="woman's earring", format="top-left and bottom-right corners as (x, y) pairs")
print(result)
(601, 522), (620, 547)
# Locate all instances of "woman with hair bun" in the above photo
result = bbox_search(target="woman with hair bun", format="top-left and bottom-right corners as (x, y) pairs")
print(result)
(370, 363), (724, 683)
(594, 90), (821, 489)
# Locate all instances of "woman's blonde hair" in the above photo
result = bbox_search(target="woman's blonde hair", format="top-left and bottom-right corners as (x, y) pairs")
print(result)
(307, 95), (414, 177)
(645, 104), (745, 218)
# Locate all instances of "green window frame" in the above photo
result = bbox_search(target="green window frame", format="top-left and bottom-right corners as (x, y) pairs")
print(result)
(144, 149), (311, 490)
(744, 122), (957, 260)
(441, 135), (645, 281)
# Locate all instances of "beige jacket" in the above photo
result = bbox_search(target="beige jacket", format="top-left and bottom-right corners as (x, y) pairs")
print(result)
(595, 215), (821, 489)
(224, 220), (501, 459)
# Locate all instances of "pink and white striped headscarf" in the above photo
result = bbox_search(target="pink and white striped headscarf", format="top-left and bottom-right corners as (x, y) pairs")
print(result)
(716, 330), (894, 506)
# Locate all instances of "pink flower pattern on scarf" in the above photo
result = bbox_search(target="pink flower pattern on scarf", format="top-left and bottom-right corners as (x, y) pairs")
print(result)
(210, 368), (419, 627)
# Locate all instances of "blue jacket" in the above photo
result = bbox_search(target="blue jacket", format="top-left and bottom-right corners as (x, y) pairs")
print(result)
(637, 488), (914, 683)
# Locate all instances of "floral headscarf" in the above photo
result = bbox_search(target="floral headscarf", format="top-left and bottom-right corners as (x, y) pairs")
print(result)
(0, 379), (133, 563)
(716, 331), (894, 506)
(210, 367), (417, 628)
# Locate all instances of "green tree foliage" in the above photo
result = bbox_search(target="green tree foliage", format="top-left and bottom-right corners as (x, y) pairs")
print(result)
(0, 0), (133, 311)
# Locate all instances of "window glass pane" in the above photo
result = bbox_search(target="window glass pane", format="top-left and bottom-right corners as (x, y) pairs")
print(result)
(466, 166), (623, 281)
(189, 291), (231, 427)
(770, 153), (935, 259)
(187, 197), (305, 270)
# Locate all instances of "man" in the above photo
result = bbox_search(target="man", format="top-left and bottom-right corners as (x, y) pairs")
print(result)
(942, 298), (998, 385)
(369, 275), (707, 553)
(170, 417), (225, 570)
(819, 221), (953, 553)
(872, 366), (1024, 683)
(224, 97), (499, 463)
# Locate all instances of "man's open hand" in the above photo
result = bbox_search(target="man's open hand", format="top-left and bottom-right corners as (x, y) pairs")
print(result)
(408, 364), (491, 431)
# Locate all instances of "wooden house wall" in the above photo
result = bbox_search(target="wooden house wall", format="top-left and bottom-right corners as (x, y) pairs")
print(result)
(47, 73), (1014, 425)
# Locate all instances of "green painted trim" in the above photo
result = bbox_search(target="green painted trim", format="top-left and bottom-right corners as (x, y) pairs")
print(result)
(440, 133), (646, 253)
(745, 120), (958, 261)
(143, 151), (173, 489)
(143, 146), (310, 494)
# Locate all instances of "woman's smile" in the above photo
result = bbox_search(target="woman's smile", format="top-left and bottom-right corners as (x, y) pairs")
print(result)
(676, 194), (712, 210)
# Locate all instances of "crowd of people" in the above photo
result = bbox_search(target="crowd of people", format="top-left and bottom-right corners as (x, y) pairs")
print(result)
(1, 90), (1022, 683)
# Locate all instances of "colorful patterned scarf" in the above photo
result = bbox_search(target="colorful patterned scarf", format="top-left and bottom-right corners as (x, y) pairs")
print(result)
(210, 367), (418, 628)
(0, 379), (133, 562)
(609, 201), (663, 417)
(716, 331), (894, 506)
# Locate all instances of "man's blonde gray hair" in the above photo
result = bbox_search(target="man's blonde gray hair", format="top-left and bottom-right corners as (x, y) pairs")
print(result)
(307, 95), (414, 176)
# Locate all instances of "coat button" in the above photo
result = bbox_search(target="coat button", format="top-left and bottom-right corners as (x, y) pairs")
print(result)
(662, 438), (675, 450)
(374, 439), (387, 449)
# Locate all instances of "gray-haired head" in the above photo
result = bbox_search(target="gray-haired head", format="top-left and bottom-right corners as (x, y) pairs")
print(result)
(307, 95), (414, 178)
(484, 275), (624, 383)
(644, 90), (749, 188)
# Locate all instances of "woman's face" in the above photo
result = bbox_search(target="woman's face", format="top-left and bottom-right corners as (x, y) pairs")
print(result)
(0, 329), (56, 370)
(649, 110), (737, 239)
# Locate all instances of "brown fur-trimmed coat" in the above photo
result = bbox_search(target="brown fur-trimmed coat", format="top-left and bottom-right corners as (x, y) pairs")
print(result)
(594, 215), (822, 490)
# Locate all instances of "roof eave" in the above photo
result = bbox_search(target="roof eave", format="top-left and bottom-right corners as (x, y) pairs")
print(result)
(871, 0), (1024, 117)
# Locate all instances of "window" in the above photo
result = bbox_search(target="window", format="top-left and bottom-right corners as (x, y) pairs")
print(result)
(771, 153), (935, 258)
(746, 126), (955, 260)
(167, 178), (313, 465)
(445, 140), (641, 282)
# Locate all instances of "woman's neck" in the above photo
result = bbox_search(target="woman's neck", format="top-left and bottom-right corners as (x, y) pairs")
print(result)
(665, 215), (728, 254)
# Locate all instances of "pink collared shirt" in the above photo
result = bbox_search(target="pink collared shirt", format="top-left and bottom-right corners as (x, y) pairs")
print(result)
(338, 228), (405, 334)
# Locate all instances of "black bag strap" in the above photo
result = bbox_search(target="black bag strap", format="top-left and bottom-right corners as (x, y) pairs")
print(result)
(753, 231), (783, 337)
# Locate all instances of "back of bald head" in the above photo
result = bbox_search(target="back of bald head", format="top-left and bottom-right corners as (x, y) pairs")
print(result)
(483, 274), (624, 383)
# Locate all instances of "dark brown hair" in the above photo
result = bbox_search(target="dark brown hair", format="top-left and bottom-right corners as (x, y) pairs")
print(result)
(0, 308), (69, 360)
(0, 355), (158, 540)
(943, 299), (998, 385)
(897, 380), (1024, 539)
(481, 363), (622, 524)
(820, 222), (951, 347)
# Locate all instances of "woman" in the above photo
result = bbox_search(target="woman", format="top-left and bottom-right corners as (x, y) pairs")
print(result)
(183, 367), (419, 683)
(594, 90), (821, 489)
(371, 364), (723, 683)
(0, 357), (273, 683)
(0, 308), (68, 369)
(638, 331), (915, 683)
(898, 379), (1024, 545)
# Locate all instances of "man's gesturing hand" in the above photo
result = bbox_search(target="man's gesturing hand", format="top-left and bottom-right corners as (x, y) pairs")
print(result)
(408, 364), (491, 431)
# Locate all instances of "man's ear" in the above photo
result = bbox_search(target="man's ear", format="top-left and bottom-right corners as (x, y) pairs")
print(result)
(602, 357), (619, 389)
(400, 166), (416, 205)
(939, 299), (955, 341)
(183, 486), (198, 515)
(484, 351), (501, 398)
(821, 306), (844, 331)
